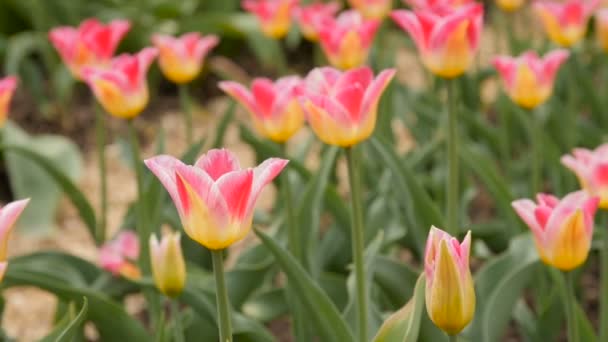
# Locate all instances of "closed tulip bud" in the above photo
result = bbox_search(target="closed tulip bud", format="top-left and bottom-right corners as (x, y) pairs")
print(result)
(219, 76), (304, 142)
(299, 66), (395, 147)
(493, 49), (569, 109)
(512, 191), (599, 271)
(0, 77), (18, 128)
(152, 33), (219, 84)
(424, 227), (475, 335)
(243, 0), (299, 39)
(295, 2), (340, 42)
(49, 19), (130, 80)
(150, 232), (186, 297)
(318, 10), (380, 70)
(99, 231), (141, 280)
(348, 0), (392, 19)
(534, 0), (599, 47)
(145, 149), (288, 250)
(82, 48), (158, 119)
(596, 9), (608, 52)
(562, 144), (608, 209)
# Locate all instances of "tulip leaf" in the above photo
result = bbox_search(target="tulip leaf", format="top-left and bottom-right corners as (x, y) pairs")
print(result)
(373, 256), (420, 309)
(373, 274), (425, 342)
(40, 297), (88, 342)
(211, 100), (236, 148)
(242, 288), (288, 323)
(255, 228), (355, 342)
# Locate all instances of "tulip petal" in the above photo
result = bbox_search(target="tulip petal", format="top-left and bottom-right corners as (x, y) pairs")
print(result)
(512, 199), (543, 237)
(360, 68), (396, 120)
(219, 81), (258, 118)
(247, 158), (289, 214)
(251, 78), (277, 117)
(145, 155), (186, 214)
(195, 149), (241, 181)
(391, 10), (427, 51)
(175, 164), (228, 224)
(216, 169), (254, 220)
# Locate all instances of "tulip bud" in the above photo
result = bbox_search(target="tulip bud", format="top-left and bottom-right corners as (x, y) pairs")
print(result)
(0, 77), (18, 128)
(150, 231), (186, 298)
(424, 227), (475, 335)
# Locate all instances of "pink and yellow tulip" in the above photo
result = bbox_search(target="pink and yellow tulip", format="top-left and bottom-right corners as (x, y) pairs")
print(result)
(48, 19), (130, 79)
(295, 2), (340, 41)
(348, 0), (392, 19)
(493, 49), (569, 109)
(299, 66), (395, 147)
(243, 0), (299, 39)
(391, 4), (483, 79)
(150, 231), (186, 298)
(82, 47), (158, 119)
(495, 0), (524, 12)
(596, 9), (608, 52)
(152, 33), (219, 84)
(512, 191), (599, 271)
(0, 76), (18, 127)
(318, 10), (381, 70)
(534, 0), (599, 47)
(145, 149), (288, 250)
(99, 231), (141, 279)
(0, 199), (29, 282)
(219, 76), (304, 142)
(562, 144), (608, 209)
(424, 226), (475, 335)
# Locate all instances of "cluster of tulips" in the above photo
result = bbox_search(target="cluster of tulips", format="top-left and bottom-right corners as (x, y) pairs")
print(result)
(0, 0), (607, 340)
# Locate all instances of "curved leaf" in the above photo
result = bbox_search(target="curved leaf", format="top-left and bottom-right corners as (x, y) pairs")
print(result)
(41, 297), (88, 342)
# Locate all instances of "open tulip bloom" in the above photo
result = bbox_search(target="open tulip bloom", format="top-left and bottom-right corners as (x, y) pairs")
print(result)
(295, 2), (340, 41)
(152, 33), (219, 84)
(512, 191), (599, 271)
(0, 199), (29, 282)
(82, 47), (158, 119)
(348, 0), (392, 19)
(299, 66), (396, 147)
(318, 10), (380, 70)
(424, 227), (475, 335)
(145, 149), (288, 250)
(534, 0), (599, 47)
(391, 3), (483, 79)
(0, 76), (18, 128)
(562, 144), (608, 209)
(219, 76), (304, 143)
(49, 18), (131, 80)
(493, 49), (569, 109)
(406, 0), (473, 11)
(243, 0), (299, 39)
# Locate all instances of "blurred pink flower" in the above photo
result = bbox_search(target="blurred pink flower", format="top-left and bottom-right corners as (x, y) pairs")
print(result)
(596, 9), (608, 52)
(99, 231), (141, 279)
(0, 76), (18, 127)
(534, 0), (599, 47)
(0, 199), (29, 282)
(348, 0), (392, 19)
(562, 144), (608, 209)
(243, 0), (299, 38)
(295, 2), (340, 41)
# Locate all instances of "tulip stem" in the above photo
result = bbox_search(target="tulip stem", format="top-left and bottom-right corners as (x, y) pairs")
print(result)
(446, 79), (459, 235)
(171, 300), (184, 342)
(530, 108), (542, 195)
(179, 84), (194, 146)
(448, 334), (458, 342)
(600, 225), (608, 341)
(95, 104), (107, 245)
(564, 271), (578, 342)
(281, 144), (301, 262)
(345, 146), (368, 342)
(211, 249), (233, 342)
(127, 120), (149, 271)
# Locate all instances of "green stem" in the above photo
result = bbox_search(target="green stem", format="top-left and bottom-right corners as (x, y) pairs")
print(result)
(530, 108), (542, 195)
(95, 105), (107, 245)
(600, 217), (608, 341)
(171, 300), (184, 342)
(449, 334), (458, 342)
(211, 250), (232, 342)
(127, 120), (148, 271)
(154, 302), (165, 342)
(446, 80), (459, 235)
(564, 272), (578, 342)
(178, 84), (193, 146)
(281, 144), (300, 262)
(345, 146), (367, 342)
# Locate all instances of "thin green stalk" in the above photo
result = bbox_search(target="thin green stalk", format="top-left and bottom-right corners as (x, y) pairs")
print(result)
(281, 144), (300, 262)
(446, 79), (459, 235)
(345, 146), (367, 342)
(154, 303), (165, 342)
(127, 120), (148, 270)
(600, 213), (608, 341)
(530, 108), (542, 195)
(178, 84), (193, 146)
(171, 300), (184, 342)
(211, 250), (232, 342)
(95, 105), (107, 245)
(564, 271), (578, 342)
(449, 334), (458, 342)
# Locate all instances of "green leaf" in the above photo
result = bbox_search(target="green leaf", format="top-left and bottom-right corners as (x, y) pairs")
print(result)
(373, 274), (425, 342)
(40, 297), (88, 342)
(212, 101), (236, 149)
(242, 288), (288, 323)
(255, 228), (355, 341)
(373, 256), (420, 310)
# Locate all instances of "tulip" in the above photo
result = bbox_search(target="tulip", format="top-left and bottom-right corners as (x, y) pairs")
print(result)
(391, 4), (483, 79)
(219, 76), (304, 142)
(99, 231), (141, 279)
(0, 76), (18, 127)
(561, 144), (608, 209)
(534, 0), (599, 47)
(295, 2), (340, 41)
(49, 19), (130, 79)
(0, 199), (29, 282)
(299, 66), (395, 147)
(348, 0), (392, 19)
(82, 47), (158, 119)
(512, 191), (599, 270)
(407, 0), (472, 11)
(318, 10), (380, 70)
(493, 49), (569, 109)
(150, 231), (186, 298)
(597, 9), (608, 52)
(496, 0), (524, 12)
(145, 149), (288, 250)
(424, 226), (475, 335)
(152, 33), (219, 84)
(243, 0), (299, 39)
